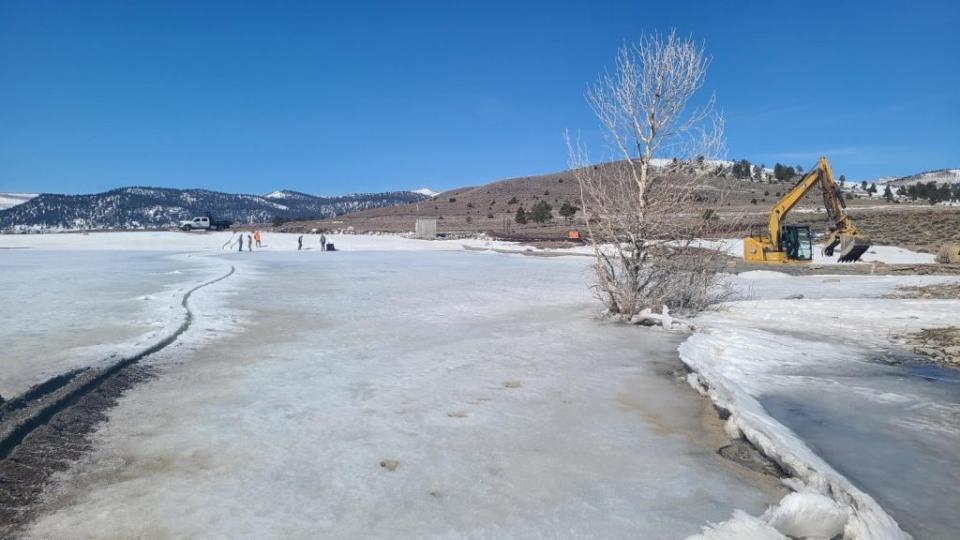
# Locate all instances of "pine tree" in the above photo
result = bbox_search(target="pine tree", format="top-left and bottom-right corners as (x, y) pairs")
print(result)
(529, 200), (553, 223)
(558, 201), (578, 221)
(514, 206), (527, 224)
(732, 159), (752, 179)
(774, 163), (796, 181)
(883, 185), (894, 202)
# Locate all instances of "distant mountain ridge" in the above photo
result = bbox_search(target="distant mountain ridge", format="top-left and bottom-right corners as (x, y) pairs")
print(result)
(0, 187), (428, 232)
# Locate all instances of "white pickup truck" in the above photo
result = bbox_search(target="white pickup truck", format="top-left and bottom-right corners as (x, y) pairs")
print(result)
(179, 215), (233, 231)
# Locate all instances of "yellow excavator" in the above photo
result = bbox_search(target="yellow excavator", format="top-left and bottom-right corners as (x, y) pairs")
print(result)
(744, 156), (870, 263)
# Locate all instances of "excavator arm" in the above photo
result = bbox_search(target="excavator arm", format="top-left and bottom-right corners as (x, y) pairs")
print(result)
(766, 163), (826, 252)
(813, 158), (869, 260)
(745, 156), (870, 263)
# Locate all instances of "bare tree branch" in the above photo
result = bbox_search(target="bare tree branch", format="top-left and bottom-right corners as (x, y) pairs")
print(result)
(568, 30), (731, 320)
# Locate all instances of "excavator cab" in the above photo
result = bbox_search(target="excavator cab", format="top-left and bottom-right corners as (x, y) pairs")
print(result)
(781, 225), (813, 261)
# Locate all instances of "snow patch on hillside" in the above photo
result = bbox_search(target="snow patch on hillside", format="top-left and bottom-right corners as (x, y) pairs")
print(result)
(411, 187), (439, 197)
(0, 192), (38, 210)
(880, 168), (960, 186)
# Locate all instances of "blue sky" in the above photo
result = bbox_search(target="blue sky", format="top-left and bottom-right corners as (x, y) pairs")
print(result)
(1, 0), (957, 195)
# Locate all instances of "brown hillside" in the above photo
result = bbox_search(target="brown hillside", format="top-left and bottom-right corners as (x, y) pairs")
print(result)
(283, 161), (949, 246)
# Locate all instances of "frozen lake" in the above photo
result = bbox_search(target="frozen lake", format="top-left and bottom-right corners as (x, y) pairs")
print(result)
(15, 246), (780, 539)
(4, 232), (959, 539)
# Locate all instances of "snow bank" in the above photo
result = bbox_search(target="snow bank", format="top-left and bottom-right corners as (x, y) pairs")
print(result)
(858, 246), (935, 265)
(763, 491), (846, 539)
(695, 238), (934, 265)
(671, 269), (960, 538)
(684, 267), (960, 539)
(737, 270), (793, 281)
(690, 510), (787, 540)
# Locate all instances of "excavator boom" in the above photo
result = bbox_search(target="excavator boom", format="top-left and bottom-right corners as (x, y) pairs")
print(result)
(743, 156), (870, 263)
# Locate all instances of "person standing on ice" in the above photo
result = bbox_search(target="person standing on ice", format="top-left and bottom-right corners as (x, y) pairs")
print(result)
(298, 235), (303, 251)
(254, 230), (262, 248)
(237, 233), (244, 252)
(247, 233), (253, 252)
(320, 233), (327, 252)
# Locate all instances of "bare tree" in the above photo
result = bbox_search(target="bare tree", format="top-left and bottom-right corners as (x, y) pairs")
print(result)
(567, 30), (731, 321)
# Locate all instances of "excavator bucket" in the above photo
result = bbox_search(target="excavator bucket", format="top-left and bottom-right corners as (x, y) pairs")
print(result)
(836, 233), (871, 262)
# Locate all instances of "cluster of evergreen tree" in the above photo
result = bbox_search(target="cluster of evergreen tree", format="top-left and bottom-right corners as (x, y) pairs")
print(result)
(730, 159), (768, 181)
(514, 205), (527, 224)
(895, 182), (960, 204)
(859, 180), (878, 196)
(731, 159), (752, 179)
(773, 163), (799, 181)
(558, 201), (579, 221)
(514, 199), (572, 225)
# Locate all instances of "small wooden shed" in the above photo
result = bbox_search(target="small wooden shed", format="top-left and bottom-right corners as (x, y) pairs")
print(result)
(415, 217), (437, 239)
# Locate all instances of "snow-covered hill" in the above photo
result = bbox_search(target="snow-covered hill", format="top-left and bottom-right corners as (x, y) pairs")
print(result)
(881, 168), (960, 187)
(0, 187), (428, 232)
(0, 192), (38, 211)
(411, 188), (439, 197)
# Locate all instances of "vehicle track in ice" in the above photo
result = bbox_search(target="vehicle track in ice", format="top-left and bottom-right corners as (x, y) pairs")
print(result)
(0, 261), (236, 536)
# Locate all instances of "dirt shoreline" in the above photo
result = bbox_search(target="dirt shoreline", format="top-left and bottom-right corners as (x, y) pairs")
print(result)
(0, 263), (235, 538)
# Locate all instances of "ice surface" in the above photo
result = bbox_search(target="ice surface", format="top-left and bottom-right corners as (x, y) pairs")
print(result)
(0, 230), (592, 255)
(0, 250), (221, 396)
(680, 271), (960, 539)
(24, 249), (780, 539)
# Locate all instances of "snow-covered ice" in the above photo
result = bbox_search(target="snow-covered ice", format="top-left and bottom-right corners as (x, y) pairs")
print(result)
(0, 230), (590, 255)
(0, 249), (224, 396)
